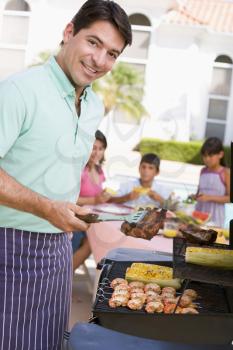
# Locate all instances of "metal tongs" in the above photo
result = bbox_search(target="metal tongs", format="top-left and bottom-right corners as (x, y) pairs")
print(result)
(76, 208), (148, 224)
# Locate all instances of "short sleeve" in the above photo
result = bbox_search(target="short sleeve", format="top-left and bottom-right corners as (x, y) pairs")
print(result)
(152, 182), (170, 200)
(0, 80), (26, 157)
(117, 181), (135, 197)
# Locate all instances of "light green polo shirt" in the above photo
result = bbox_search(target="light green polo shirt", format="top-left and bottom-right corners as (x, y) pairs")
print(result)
(0, 56), (104, 233)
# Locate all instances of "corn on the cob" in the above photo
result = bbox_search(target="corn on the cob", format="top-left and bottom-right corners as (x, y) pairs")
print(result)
(185, 247), (233, 270)
(130, 263), (173, 278)
(125, 263), (181, 289)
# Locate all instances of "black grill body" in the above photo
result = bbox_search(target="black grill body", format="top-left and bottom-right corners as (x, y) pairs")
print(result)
(92, 260), (233, 345)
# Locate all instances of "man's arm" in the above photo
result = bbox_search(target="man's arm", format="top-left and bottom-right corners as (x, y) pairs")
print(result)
(0, 168), (89, 232)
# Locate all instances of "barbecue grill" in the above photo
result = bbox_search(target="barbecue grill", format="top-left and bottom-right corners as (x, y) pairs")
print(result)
(92, 144), (233, 345)
(92, 260), (233, 345)
(230, 141), (233, 248)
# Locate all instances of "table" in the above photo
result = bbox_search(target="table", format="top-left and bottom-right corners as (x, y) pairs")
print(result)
(86, 219), (173, 264)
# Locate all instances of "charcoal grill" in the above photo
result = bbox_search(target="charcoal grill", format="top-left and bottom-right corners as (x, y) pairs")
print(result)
(92, 260), (233, 345)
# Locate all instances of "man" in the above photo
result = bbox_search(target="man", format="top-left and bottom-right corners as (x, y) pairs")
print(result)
(0, 0), (132, 349)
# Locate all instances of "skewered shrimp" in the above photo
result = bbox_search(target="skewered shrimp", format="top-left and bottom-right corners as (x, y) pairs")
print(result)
(183, 289), (198, 300)
(109, 295), (128, 308)
(127, 298), (144, 310)
(128, 281), (145, 289)
(163, 303), (177, 314)
(130, 292), (146, 303)
(130, 287), (144, 294)
(145, 301), (164, 313)
(162, 297), (177, 305)
(114, 284), (130, 292)
(146, 294), (163, 303)
(144, 283), (161, 293)
(161, 293), (176, 302)
(180, 307), (199, 314)
(112, 290), (130, 298)
(110, 278), (128, 289)
(177, 295), (192, 308)
(145, 290), (159, 297)
(161, 287), (176, 295)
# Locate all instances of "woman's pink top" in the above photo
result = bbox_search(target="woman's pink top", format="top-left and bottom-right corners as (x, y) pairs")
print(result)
(79, 166), (105, 197)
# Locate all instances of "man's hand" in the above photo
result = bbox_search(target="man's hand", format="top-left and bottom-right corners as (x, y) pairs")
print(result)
(46, 201), (91, 232)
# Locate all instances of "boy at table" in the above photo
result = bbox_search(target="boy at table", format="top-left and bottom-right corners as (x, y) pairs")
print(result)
(110, 153), (170, 208)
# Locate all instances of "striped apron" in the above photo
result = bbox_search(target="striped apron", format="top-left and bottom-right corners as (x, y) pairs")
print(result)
(0, 228), (73, 350)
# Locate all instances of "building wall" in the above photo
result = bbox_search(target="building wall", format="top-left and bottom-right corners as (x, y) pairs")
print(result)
(0, 0), (232, 145)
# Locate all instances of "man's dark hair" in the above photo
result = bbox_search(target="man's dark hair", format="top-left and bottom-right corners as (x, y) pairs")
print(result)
(140, 153), (160, 171)
(69, 0), (132, 49)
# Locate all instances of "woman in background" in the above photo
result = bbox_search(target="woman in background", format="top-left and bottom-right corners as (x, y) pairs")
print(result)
(72, 130), (110, 270)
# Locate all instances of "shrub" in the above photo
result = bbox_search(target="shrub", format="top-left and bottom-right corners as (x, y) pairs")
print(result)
(137, 138), (231, 166)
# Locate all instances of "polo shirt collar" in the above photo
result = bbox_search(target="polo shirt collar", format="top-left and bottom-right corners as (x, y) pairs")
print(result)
(45, 56), (91, 101)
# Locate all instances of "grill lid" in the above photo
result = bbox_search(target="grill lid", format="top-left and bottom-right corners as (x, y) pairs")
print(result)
(173, 237), (233, 287)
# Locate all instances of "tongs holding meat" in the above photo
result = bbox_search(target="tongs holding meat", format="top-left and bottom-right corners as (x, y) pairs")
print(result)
(76, 209), (148, 224)
(121, 208), (167, 240)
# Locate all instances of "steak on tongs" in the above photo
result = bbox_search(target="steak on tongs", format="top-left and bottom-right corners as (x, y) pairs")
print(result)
(121, 208), (167, 240)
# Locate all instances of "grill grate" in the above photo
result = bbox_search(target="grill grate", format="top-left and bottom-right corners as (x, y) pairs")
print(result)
(93, 260), (233, 315)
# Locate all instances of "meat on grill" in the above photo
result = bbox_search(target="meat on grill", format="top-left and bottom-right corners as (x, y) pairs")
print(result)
(179, 224), (217, 244)
(121, 208), (167, 240)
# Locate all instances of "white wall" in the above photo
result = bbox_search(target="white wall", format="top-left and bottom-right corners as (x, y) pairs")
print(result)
(0, 0), (232, 144)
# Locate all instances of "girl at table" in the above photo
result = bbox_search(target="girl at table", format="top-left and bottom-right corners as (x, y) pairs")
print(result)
(72, 130), (110, 270)
(195, 137), (230, 227)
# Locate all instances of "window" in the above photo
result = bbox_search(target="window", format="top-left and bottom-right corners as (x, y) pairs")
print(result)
(4, 0), (30, 11)
(121, 13), (151, 61)
(118, 13), (151, 124)
(1, 0), (31, 45)
(129, 13), (151, 27)
(205, 55), (232, 142)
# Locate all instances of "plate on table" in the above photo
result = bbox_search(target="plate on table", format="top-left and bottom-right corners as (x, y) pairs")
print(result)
(93, 204), (133, 215)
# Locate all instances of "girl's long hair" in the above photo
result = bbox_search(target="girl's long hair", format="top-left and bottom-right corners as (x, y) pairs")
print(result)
(201, 137), (225, 166)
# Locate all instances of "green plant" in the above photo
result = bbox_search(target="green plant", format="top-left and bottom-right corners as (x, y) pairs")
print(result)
(137, 138), (231, 166)
(93, 62), (148, 122)
(30, 50), (56, 66)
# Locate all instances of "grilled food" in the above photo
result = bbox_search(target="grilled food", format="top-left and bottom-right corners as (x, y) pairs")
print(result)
(127, 298), (144, 310)
(185, 247), (233, 270)
(121, 208), (166, 240)
(179, 224), (217, 244)
(183, 289), (198, 300)
(133, 186), (150, 195)
(108, 277), (199, 314)
(110, 278), (128, 289)
(125, 263), (182, 289)
(145, 301), (164, 313)
(144, 283), (161, 293)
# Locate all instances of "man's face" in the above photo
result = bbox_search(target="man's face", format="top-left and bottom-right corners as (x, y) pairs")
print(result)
(58, 20), (125, 92)
(139, 162), (158, 182)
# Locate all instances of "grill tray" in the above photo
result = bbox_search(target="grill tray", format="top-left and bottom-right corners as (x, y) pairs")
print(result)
(92, 260), (233, 345)
(173, 237), (233, 287)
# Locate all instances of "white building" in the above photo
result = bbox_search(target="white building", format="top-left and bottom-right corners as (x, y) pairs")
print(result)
(0, 0), (233, 145)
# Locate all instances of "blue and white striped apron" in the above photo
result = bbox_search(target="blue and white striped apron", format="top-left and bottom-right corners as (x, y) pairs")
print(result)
(0, 228), (72, 350)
